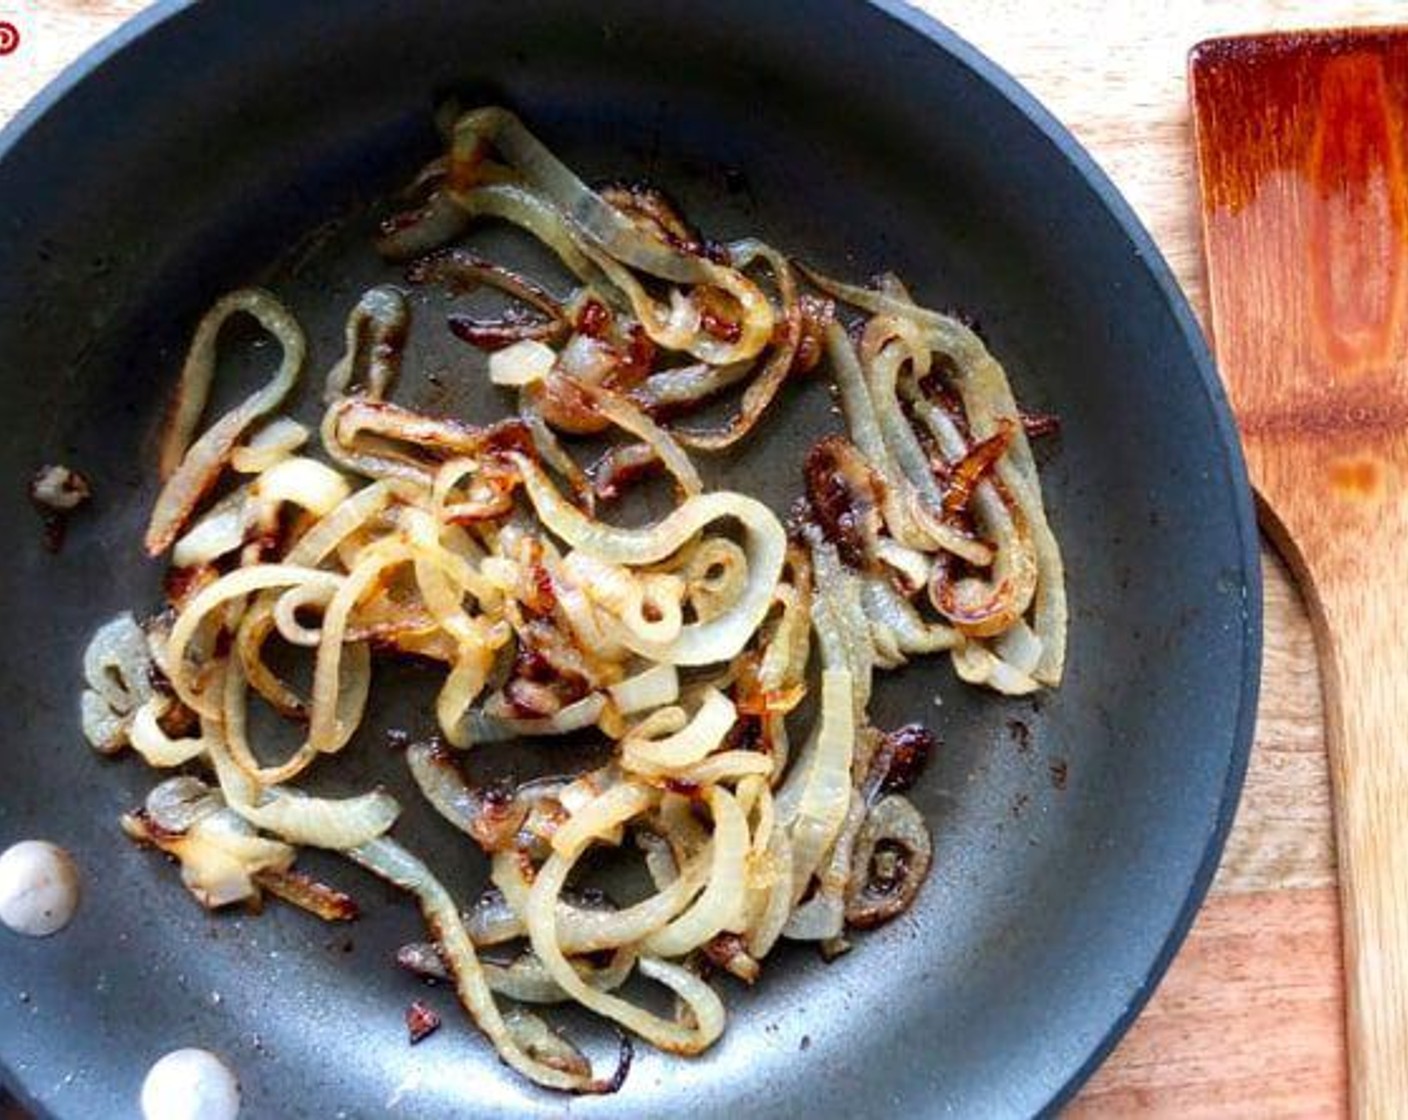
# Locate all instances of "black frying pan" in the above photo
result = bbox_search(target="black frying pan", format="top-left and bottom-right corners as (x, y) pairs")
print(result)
(0, 2), (1261, 1116)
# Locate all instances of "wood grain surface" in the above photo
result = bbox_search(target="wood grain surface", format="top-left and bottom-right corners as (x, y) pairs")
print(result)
(1190, 30), (1408, 1116)
(1, 1), (1394, 1115)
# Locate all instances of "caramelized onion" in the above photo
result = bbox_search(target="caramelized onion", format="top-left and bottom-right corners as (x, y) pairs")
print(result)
(147, 290), (306, 556)
(844, 795), (931, 929)
(675, 242), (803, 449)
(406, 739), (527, 851)
(408, 247), (568, 351)
(447, 109), (773, 364)
(89, 106), (1071, 1097)
(322, 286), (408, 404)
(804, 435), (885, 571)
(349, 837), (609, 1092)
(514, 457), (785, 666)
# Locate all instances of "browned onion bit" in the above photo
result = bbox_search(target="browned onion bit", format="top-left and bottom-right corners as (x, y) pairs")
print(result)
(521, 543), (558, 617)
(527, 375), (608, 436)
(928, 549), (1012, 635)
(408, 247), (570, 353)
(846, 848), (918, 930)
(942, 418), (1016, 517)
(406, 999), (442, 1044)
(600, 1033), (635, 1096)
(448, 311), (561, 351)
(599, 183), (706, 257)
(791, 294), (835, 376)
(844, 797), (932, 930)
(331, 398), (537, 465)
(802, 435), (886, 571)
(406, 738), (530, 853)
(869, 842), (911, 894)
(575, 298), (611, 338)
(720, 713), (764, 753)
(163, 565), (218, 612)
(156, 695), (200, 740)
(611, 325), (657, 390)
(406, 247), (553, 306)
(508, 619), (593, 709)
(1019, 407), (1061, 440)
(30, 463), (92, 552)
(475, 783), (525, 850)
(376, 191), (473, 262)
(253, 869), (360, 922)
(590, 442), (663, 503)
(695, 286), (744, 344)
(928, 471), (1032, 637)
(702, 933), (761, 985)
(874, 724), (936, 794)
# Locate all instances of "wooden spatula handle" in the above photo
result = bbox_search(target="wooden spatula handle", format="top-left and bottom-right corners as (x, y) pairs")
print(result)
(1313, 566), (1408, 1116)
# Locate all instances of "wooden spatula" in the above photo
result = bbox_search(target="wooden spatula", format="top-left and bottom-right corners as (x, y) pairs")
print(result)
(1190, 28), (1408, 1118)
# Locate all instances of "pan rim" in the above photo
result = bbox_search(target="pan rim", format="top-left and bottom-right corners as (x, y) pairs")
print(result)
(0, 2), (1264, 1116)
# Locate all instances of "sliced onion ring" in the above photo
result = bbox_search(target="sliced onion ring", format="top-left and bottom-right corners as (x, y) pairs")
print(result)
(147, 289), (306, 556)
(844, 794), (932, 929)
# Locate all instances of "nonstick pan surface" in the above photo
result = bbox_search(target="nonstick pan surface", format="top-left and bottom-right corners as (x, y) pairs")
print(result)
(0, 2), (1260, 1116)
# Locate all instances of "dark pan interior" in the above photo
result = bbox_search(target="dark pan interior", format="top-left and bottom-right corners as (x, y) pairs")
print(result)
(0, 2), (1260, 1117)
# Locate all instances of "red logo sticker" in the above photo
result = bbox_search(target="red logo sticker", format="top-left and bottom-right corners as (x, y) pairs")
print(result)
(0, 22), (19, 56)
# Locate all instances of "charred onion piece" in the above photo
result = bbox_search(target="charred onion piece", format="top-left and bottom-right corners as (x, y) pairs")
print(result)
(31, 463), (91, 552)
(866, 723), (937, 797)
(803, 436), (886, 572)
(1019, 408), (1061, 440)
(406, 1000), (443, 1044)
(408, 247), (569, 352)
(254, 868), (359, 922)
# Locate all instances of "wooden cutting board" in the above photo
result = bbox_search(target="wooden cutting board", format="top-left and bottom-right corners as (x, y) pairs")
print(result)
(4, 1), (1401, 1116)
